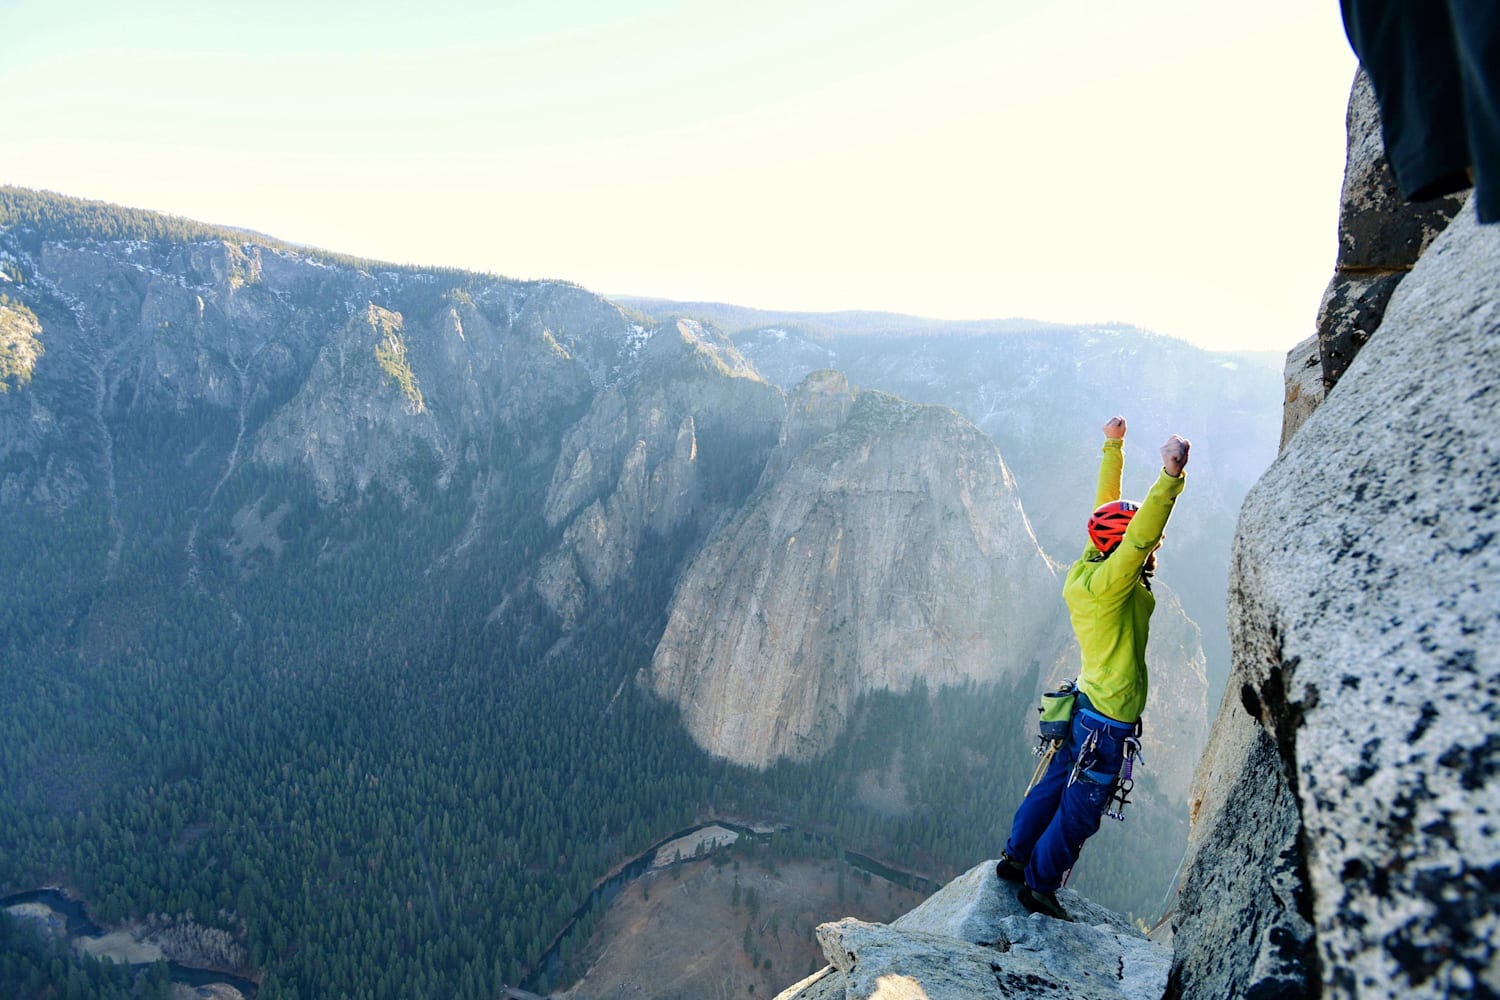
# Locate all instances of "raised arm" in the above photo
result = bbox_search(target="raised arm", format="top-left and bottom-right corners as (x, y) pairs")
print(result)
(1086, 434), (1191, 598)
(1095, 416), (1126, 508)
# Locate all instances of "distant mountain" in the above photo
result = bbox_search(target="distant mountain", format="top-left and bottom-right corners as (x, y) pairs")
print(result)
(621, 295), (1285, 710)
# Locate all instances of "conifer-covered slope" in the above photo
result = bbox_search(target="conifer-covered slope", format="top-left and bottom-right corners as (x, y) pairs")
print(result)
(0, 186), (782, 995)
(0, 187), (1209, 995)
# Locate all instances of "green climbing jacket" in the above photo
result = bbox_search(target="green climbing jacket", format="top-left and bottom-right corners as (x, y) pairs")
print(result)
(1064, 437), (1185, 724)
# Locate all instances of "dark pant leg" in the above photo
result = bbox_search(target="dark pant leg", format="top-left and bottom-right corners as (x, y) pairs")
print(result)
(1004, 742), (1075, 863)
(1026, 772), (1114, 892)
(1341, 1), (1472, 201)
(1450, 1), (1500, 221)
(1024, 718), (1124, 893)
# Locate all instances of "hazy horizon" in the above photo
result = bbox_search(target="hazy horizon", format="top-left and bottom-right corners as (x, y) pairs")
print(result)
(3, 0), (1358, 354)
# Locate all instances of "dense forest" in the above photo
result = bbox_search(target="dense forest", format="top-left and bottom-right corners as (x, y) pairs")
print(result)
(1, 190), (1190, 999)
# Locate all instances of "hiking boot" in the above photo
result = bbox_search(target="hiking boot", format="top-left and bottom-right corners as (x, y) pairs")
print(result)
(1018, 886), (1073, 922)
(995, 854), (1025, 883)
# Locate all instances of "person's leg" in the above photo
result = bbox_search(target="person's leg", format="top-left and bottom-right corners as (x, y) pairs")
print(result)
(1342, 1), (1472, 202)
(1449, 1), (1500, 221)
(1026, 774), (1113, 892)
(1002, 743), (1074, 865)
(1024, 720), (1123, 893)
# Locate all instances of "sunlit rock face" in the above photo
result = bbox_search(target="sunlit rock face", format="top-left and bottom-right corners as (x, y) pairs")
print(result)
(648, 371), (1072, 767)
(1173, 72), (1498, 999)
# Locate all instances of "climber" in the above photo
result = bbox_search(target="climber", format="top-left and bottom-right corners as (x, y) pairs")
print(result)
(994, 415), (1189, 921)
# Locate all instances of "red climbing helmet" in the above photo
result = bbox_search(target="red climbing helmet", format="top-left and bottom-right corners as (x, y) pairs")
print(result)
(1088, 500), (1139, 554)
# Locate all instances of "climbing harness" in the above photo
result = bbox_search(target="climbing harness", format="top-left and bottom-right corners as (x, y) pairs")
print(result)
(1063, 716), (1144, 822)
(1021, 681), (1146, 821)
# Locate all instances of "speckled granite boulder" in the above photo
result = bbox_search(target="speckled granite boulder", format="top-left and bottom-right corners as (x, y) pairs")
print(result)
(1200, 199), (1500, 997)
(1167, 692), (1316, 998)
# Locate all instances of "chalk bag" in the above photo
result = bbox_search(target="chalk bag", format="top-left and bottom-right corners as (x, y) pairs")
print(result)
(1038, 682), (1077, 741)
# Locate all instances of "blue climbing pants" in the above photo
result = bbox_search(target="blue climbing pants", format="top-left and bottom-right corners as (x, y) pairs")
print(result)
(1004, 695), (1134, 893)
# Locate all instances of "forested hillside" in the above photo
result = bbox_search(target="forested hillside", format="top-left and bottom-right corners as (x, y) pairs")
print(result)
(2, 189), (1197, 998)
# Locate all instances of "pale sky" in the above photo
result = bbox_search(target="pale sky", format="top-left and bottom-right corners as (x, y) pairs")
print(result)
(2, 0), (1358, 353)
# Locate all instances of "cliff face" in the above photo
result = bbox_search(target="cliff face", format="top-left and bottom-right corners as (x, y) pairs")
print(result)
(1315, 73), (1465, 390)
(0, 231), (635, 517)
(1171, 77), (1499, 998)
(647, 371), (1071, 766)
(537, 319), (784, 623)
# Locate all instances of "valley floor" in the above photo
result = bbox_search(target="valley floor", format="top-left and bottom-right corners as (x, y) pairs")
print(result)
(556, 854), (927, 1000)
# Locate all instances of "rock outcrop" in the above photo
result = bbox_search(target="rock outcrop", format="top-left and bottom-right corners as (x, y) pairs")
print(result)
(647, 373), (1071, 766)
(1171, 94), (1498, 1000)
(1214, 198), (1495, 997)
(1279, 333), (1323, 451)
(776, 861), (1170, 1000)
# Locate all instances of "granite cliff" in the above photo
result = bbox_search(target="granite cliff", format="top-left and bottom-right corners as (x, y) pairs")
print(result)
(0, 187), (1208, 788)
(537, 318), (784, 624)
(647, 370), (1069, 767)
(622, 299), (1284, 714)
(644, 367), (1207, 793)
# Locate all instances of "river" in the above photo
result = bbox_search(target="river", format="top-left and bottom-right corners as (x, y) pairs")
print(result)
(0, 888), (260, 997)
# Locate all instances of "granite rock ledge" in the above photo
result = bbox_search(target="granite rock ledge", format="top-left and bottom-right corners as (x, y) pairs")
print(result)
(775, 862), (1170, 1000)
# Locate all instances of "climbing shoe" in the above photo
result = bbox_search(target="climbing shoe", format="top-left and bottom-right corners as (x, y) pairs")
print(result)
(995, 854), (1025, 883)
(1018, 886), (1073, 922)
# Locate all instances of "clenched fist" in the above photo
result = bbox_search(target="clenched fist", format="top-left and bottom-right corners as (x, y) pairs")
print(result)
(1161, 436), (1190, 477)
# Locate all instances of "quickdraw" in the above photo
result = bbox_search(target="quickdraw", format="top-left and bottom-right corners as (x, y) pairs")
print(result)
(1066, 728), (1101, 788)
(1106, 737), (1143, 821)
